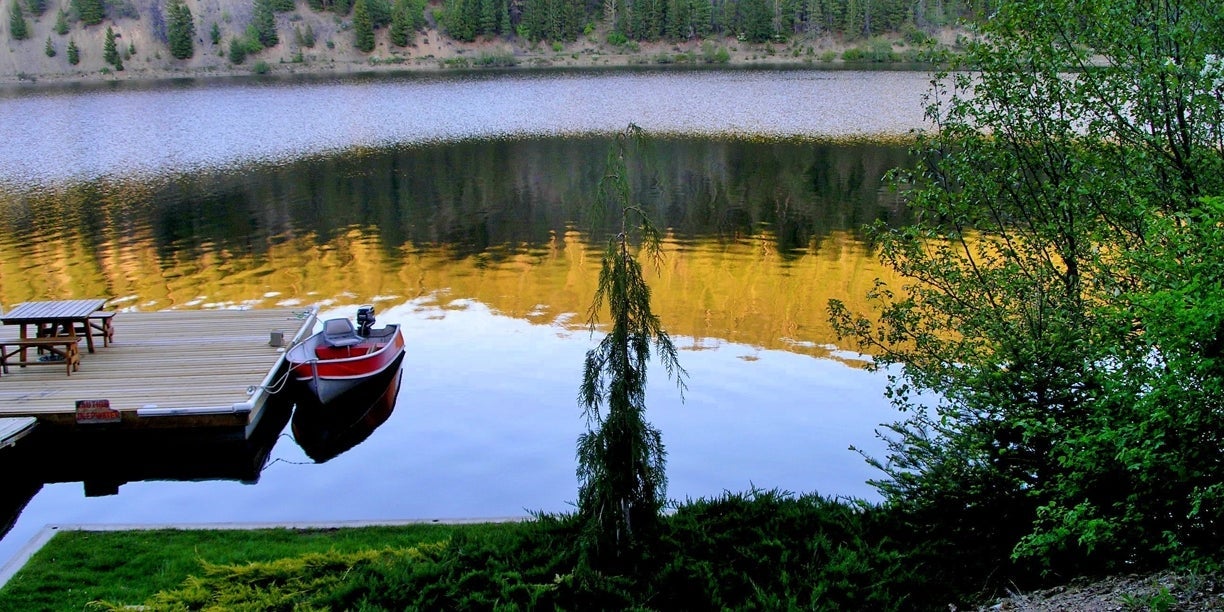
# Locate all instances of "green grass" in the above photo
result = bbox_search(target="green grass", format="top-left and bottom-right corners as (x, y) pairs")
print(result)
(0, 491), (1029, 610)
(0, 523), (526, 610)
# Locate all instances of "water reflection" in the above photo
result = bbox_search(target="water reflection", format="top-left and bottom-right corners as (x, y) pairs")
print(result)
(292, 355), (406, 463)
(0, 137), (910, 361)
(0, 134), (913, 569)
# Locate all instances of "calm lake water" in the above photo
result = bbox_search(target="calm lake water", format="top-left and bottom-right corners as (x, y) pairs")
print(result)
(0, 68), (931, 569)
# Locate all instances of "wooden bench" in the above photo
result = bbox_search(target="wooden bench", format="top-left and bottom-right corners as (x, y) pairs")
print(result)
(0, 337), (82, 376)
(72, 310), (116, 347)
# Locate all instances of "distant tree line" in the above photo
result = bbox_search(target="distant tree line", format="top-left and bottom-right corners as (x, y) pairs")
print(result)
(441, 0), (998, 43)
(4, 0), (992, 67)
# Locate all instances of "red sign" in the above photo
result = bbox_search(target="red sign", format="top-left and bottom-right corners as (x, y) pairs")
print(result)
(76, 399), (120, 424)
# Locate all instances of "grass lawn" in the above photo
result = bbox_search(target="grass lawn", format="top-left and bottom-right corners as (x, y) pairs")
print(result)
(0, 522), (527, 610)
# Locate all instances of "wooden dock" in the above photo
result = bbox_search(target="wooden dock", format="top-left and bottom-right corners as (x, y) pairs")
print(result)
(0, 417), (36, 448)
(0, 309), (316, 439)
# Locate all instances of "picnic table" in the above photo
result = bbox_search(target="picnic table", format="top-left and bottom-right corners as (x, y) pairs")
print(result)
(1, 299), (110, 357)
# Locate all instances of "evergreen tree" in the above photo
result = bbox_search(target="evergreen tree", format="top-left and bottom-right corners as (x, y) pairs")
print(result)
(302, 23), (316, 46)
(167, 0), (195, 59)
(26, 0), (47, 17)
(477, 0), (498, 35)
(210, 22), (221, 45)
(250, 0), (278, 47)
(228, 37), (247, 63)
(72, 0), (105, 25)
(738, 0), (773, 42)
(691, 0), (712, 36)
(577, 124), (686, 571)
(67, 38), (80, 64)
(127, 40), (135, 56)
(366, 0), (391, 27)
(443, 0), (476, 41)
(389, 0), (414, 46)
(497, 0), (509, 35)
(9, 2), (29, 41)
(45, 36), (57, 57)
(104, 26), (119, 65)
(665, 0), (691, 40)
(54, 8), (68, 34)
(271, 0), (295, 10)
(113, 52), (123, 70)
(352, 0), (375, 51)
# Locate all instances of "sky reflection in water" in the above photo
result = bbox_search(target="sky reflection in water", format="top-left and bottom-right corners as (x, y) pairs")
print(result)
(0, 297), (895, 566)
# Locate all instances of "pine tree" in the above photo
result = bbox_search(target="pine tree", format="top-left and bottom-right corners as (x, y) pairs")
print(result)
(210, 22), (221, 45)
(26, 0), (47, 17)
(45, 36), (57, 57)
(352, 0), (375, 51)
(72, 0), (104, 25)
(9, 2), (30, 41)
(389, 0), (413, 46)
(228, 37), (247, 63)
(367, 0), (390, 27)
(478, 0), (498, 35)
(167, 0), (196, 59)
(104, 26), (119, 65)
(54, 8), (68, 35)
(252, 0), (279, 47)
(67, 39), (80, 64)
(577, 125), (686, 571)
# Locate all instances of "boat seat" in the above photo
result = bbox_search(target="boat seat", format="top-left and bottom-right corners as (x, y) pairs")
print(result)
(321, 318), (361, 348)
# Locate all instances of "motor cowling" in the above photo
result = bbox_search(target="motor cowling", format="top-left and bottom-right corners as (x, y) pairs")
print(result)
(356, 305), (376, 337)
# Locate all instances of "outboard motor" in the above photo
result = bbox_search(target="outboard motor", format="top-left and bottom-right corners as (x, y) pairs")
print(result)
(355, 305), (376, 337)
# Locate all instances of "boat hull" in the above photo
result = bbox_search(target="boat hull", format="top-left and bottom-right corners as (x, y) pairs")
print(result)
(286, 324), (405, 406)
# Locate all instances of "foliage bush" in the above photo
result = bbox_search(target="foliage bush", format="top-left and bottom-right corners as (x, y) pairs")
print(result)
(473, 49), (516, 66)
(830, 0), (1224, 592)
(102, 0), (138, 19)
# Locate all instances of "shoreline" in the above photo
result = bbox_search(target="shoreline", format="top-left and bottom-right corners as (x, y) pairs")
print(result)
(0, 57), (937, 90)
(2, 23), (960, 88)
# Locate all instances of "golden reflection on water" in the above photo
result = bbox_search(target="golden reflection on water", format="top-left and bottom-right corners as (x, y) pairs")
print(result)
(0, 219), (898, 365)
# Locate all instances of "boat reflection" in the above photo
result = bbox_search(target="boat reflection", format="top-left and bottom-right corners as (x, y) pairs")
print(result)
(290, 352), (405, 464)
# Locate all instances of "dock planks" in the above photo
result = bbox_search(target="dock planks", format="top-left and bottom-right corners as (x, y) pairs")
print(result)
(0, 309), (316, 436)
(0, 417), (36, 448)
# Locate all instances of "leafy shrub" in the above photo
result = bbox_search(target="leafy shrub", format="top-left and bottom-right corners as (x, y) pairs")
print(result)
(103, 0), (138, 19)
(606, 30), (627, 46)
(701, 41), (730, 63)
(902, 24), (930, 45)
(473, 49), (517, 66)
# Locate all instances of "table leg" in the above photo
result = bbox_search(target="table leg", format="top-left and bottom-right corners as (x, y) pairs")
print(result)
(80, 318), (95, 353)
(18, 324), (28, 367)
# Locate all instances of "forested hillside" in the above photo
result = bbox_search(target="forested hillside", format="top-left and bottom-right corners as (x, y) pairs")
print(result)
(1, 0), (981, 81)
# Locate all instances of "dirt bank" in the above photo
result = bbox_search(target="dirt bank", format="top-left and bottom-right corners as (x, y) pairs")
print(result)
(0, 0), (959, 85)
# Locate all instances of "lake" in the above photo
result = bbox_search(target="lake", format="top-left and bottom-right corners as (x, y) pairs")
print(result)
(0, 68), (931, 569)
